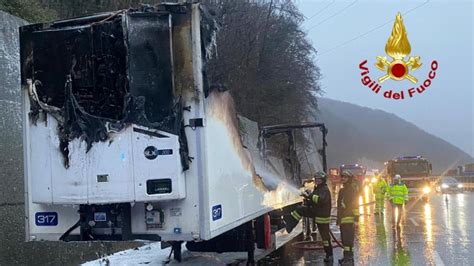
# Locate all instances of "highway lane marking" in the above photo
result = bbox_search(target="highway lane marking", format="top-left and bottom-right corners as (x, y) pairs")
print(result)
(433, 251), (445, 266)
(409, 218), (419, 226)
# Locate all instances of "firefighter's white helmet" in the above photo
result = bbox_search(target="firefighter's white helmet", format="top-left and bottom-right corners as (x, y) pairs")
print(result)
(394, 174), (401, 180)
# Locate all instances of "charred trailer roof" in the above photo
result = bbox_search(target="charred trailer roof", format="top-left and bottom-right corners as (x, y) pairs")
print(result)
(19, 4), (200, 168)
(20, 7), (177, 124)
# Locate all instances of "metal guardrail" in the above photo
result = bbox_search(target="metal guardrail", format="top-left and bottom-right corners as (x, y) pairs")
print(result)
(455, 176), (474, 183)
(455, 176), (474, 191)
(430, 175), (474, 191)
(461, 183), (474, 191)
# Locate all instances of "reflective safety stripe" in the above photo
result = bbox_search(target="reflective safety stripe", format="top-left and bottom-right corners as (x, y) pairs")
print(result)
(390, 186), (405, 191)
(341, 216), (354, 224)
(390, 189), (405, 193)
(312, 194), (319, 204)
(323, 240), (330, 246)
(353, 209), (360, 216)
(291, 211), (301, 221)
(315, 216), (331, 224)
(344, 246), (351, 251)
(390, 192), (405, 196)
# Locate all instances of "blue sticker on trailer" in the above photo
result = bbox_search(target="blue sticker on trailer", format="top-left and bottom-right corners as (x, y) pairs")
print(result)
(212, 204), (222, 221)
(35, 212), (58, 226)
(94, 212), (107, 222)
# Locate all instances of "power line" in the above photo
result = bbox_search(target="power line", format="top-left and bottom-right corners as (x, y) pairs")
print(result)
(318, 0), (430, 57)
(304, 0), (335, 23)
(306, 0), (358, 31)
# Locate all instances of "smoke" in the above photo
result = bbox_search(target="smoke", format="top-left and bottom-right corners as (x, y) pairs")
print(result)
(207, 90), (301, 206)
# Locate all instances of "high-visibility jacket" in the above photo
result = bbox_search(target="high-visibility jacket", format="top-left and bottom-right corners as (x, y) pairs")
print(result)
(388, 183), (408, 205)
(373, 178), (388, 199)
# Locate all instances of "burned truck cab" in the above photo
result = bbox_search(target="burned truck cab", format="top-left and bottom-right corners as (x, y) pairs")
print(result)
(20, 4), (202, 241)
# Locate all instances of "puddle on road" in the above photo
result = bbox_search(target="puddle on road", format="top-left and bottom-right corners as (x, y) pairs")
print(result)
(261, 192), (474, 265)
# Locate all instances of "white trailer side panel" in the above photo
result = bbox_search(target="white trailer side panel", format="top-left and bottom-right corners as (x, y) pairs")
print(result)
(132, 128), (185, 202)
(50, 137), (89, 204)
(23, 91), (81, 240)
(28, 116), (53, 203)
(203, 92), (301, 239)
(86, 129), (135, 203)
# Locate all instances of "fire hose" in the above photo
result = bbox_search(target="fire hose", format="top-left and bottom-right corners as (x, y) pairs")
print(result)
(329, 225), (343, 248)
(292, 200), (376, 250)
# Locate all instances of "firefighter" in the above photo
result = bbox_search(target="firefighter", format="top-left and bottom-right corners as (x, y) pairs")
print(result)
(337, 170), (359, 265)
(387, 174), (408, 226)
(284, 171), (333, 263)
(373, 174), (388, 215)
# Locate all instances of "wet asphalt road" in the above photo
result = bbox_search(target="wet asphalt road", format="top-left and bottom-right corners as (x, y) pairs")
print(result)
(265, 189), (473, 265)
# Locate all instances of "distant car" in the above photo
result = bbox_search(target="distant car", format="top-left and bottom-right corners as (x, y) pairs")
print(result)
(436, 176), (464, 193)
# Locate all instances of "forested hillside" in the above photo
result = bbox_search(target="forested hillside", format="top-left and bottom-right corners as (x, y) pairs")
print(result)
(317, 98), (473, 174)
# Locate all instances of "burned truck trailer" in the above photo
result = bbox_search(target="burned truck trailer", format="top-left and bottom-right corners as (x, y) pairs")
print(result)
(20, 3), (304, 257)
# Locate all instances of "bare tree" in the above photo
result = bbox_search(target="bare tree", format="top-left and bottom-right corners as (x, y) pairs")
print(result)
(205, 0), (321, 126)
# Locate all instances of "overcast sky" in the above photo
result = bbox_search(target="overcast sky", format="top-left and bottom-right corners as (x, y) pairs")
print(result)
(296, 0), (473, 157)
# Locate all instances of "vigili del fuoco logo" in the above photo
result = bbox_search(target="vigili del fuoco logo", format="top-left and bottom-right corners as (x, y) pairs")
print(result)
(359, 12), (438, 100)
